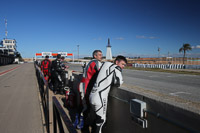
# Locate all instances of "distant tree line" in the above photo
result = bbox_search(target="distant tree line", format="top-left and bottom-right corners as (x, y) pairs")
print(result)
(15, 52), (24, 61)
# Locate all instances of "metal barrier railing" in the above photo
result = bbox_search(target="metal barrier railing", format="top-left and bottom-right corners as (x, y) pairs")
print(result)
(52, 96), (77, 133)
(35, 61), (77, 133)
(34, 62), (50, 133)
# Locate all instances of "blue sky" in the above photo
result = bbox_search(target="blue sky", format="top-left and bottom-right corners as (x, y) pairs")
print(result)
(0, 0), (200, 58)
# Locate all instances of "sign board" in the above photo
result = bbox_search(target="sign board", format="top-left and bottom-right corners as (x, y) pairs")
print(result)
(42, 52), (52, 56)
(36, 53), (42, 56)
(58, 52), (67, 56)
(67, 53), (73, 56)
(52, 53), (58, 56)
(35, 52), (73, 57)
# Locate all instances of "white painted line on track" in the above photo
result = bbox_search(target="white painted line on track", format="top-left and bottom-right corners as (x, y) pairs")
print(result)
(167, 76), (173, 77)
(149, 75), (159, 78)
(169, 92), (191, 96)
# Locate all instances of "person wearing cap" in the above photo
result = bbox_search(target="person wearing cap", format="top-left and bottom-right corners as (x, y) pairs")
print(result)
(41, 55), (51, 81)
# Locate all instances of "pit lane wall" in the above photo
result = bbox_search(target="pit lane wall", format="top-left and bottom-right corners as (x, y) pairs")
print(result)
(107, 86), (200, 133)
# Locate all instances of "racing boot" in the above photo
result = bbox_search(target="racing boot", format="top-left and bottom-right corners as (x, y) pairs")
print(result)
(77, 115), (84, 129)
(73, 113), (79, 128)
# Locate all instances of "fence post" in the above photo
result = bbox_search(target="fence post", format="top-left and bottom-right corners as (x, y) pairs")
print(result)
(53, 102), (57, 133)
(46, 82), (50, 133)
(52, 96), (77, 133)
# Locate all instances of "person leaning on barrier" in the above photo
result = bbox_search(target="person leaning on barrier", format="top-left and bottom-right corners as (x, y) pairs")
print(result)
(40, 55), (51, 81)
(89, 55), (127, 133)
(73, 50), (103, 130)
(51, 54), (65, 94)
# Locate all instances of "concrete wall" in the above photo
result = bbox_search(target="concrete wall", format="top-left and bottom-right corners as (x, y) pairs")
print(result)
(107, 87), (200, 133)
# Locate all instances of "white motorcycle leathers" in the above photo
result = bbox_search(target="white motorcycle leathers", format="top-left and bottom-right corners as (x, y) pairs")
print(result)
(89, 62), (123, 133)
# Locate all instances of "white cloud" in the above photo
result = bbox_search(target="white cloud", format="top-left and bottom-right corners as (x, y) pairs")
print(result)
(136, 35), (146, 39)
(93, 37), (102, 40)
(149, 36), (157, 39)
(115, 37), (125, 40)
(192, 45), (200, 49)
(136, 35), (157, 39)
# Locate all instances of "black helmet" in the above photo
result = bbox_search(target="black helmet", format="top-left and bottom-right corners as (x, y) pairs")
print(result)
(61, 56), (65, 60)
(57, 54), (61, 59)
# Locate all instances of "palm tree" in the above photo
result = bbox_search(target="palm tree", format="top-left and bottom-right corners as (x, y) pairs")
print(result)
(179, 43), (192, 64)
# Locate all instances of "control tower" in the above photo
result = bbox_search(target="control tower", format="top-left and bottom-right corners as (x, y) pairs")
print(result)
(0, 19), (17, 55)
(1, 39), (17, 51)
(106, 38), (112, 60)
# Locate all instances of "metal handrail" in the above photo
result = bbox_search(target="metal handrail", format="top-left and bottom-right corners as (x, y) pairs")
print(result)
(35, 62), (50, 133)
(52, 96), (77, 133)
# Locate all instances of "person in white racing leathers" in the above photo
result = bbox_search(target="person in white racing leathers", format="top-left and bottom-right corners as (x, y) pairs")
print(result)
(89, 55), (127, 133)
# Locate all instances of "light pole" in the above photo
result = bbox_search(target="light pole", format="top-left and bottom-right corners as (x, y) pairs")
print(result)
(158, 47), (160, 64)
(158, 47), (160, 58)
(168, 51), (170, 63)
(77, 45), (79, 61)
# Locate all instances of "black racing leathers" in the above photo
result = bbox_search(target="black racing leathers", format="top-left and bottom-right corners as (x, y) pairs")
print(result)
(51, 59), (65, 93)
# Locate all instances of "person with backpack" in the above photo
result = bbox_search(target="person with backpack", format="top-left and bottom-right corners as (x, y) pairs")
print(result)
(41, 55), (51, 81)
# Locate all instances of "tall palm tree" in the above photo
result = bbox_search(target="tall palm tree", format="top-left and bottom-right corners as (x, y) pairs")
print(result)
(179, 43), (192, 64)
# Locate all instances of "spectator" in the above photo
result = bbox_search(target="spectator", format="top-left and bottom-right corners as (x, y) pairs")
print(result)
(89, 55), (127, 133)
(40, 55), (51, 81)
(73, 50), (103, 131)
(51, 54), (65, 94)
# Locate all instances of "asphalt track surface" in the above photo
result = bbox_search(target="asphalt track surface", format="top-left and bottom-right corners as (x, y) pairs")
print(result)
(122, 69), (200, 103)
(0, 63), (43, 133)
